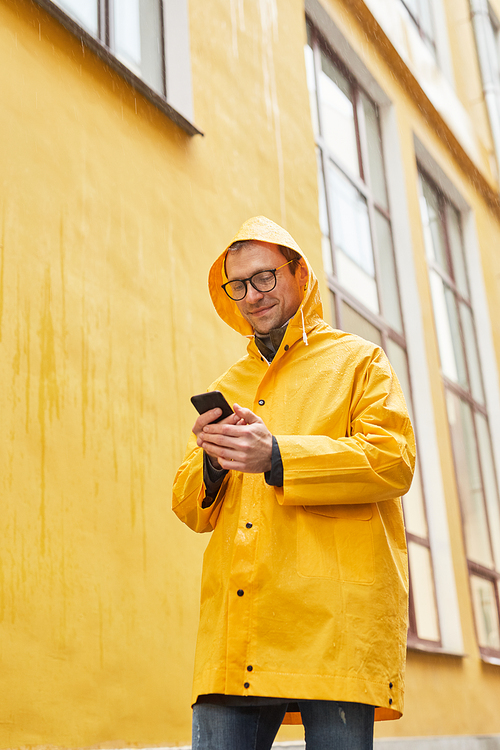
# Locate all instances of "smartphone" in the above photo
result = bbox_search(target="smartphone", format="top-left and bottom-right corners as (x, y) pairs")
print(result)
(191, 391), (234, 423)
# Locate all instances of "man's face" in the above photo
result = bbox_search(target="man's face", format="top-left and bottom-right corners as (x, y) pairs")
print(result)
(225, 241), (306, 335)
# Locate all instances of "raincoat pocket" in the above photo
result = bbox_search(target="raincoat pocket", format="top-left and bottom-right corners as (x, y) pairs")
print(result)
(301, 503), (373, 520)
(297, 504), (374, 583)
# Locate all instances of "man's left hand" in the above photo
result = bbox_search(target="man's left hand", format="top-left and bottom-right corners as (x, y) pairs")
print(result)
(197, 403), (273, 473)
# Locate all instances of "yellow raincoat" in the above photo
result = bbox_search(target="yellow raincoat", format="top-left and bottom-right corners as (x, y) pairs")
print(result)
(172, 217), (415, 722)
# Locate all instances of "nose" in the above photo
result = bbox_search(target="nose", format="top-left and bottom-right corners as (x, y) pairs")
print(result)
(246, 284), (264, 303)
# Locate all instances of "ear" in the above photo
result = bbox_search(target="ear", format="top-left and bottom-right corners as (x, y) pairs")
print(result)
(298, 259), (308, 286)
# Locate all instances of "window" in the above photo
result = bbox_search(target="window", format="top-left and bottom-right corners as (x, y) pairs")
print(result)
(33, 0), (199, 135)
(419, 171), (500, 659)
(479, 2), (500, 100)
(474, 2), (500, 169)
(399, 0), (437, 59)
(486, 3), (500, 82)
(306, 22), (441, 647)
(55, 0), (164, 92)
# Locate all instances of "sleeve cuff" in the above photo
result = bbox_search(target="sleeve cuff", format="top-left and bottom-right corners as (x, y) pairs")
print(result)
(202, 452), (228, 508)
(265, 436), (283, 487)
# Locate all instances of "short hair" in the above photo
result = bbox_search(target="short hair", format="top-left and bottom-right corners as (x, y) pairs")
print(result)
(225, 241), (302, 276)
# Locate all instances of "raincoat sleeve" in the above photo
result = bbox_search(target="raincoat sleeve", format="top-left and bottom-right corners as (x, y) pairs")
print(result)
(172, 432), (229, 533)
(274, 347), (416, 507)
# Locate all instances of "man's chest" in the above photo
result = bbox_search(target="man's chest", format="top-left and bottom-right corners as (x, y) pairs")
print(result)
(218, 351), (359, 438)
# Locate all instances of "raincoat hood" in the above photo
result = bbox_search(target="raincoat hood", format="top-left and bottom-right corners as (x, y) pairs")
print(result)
(208, 216), (323, 341)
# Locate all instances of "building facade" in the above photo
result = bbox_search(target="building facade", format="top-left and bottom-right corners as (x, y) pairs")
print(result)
(0, 0), (499, 747)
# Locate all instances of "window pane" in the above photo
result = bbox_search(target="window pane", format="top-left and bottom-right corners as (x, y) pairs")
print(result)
(319, 55), (360, 177)
(446, 391), (493, 567)
(486, 13), (500, 86)
(305, 41), (320, 138)
(445, 203), (469, 298)
(419, 177), (449, 273)
(321, 236), (333, 277)
(429, 271), (467, 388)
(417, 0), (435, 42)
(341, 303), (382, 346)
(403, 464), (428, 538)
(115, 0), (141, 69)
(443, 284), (468, 389)
(374, 210), (403, 333)
(329, 293), (337, 329)
(114, 0), (164, 93)
(408, 542), (440, 642)
(475, 413), (500, 569)
(385, 338), (411, 408)
(385, 339), (428, 538)
(335, 251), (378, 314)
(55, 0), (98, 34)
(328, 164), (378, 312)
(361, 93), (388, 209)
(401, 0), (436, 56)
(402, 0), (418, 17)
(459, 303), (484, 404)
(470, 576), (500, 650)
(317, 151), (333, 276)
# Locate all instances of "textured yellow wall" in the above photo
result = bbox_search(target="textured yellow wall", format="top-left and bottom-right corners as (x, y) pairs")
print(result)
(1, 0), (500, 746)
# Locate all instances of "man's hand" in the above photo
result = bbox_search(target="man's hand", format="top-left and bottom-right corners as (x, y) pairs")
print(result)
(196, 403), (273, 473)
(192, 408), (243, 470)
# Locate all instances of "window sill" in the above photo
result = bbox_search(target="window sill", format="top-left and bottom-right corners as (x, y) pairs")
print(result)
(481, 654), (500, 666)
(479, 648), (500, 666)
(407, 640), (465, 658)
(33, 0), (203, 136)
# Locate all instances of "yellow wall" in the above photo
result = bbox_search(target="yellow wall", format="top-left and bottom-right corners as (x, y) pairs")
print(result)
(1, 0), (500, 746)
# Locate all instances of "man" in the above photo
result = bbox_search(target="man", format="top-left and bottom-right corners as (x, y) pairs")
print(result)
(172, 216), (415, 750)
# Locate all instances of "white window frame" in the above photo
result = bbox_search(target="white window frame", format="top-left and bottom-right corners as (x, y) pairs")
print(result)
(33, 0), (199, 136)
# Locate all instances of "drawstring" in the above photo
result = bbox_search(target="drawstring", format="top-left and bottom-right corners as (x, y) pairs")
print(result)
(301, 308), (308, 346)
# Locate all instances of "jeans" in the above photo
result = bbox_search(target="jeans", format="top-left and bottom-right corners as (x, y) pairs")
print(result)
(192, 699), (375, 750)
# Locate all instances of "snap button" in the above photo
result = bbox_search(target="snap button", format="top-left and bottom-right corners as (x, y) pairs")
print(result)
(389, 682), (393, 689)
(284, 345), (289, 351)
(389, 698), (393, 705)
(258, 399), (265, 406)
(247, 665), (253, 671)
(237, 589), (244, 597)
(244, 682), (250, 689)
(246, 523), (253, 529)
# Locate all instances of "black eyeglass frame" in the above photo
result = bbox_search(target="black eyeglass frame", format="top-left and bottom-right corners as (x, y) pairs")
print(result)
(221, 260), (294, 301)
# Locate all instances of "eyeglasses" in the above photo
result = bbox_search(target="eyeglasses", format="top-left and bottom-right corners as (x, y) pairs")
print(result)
(221, 260), (294, 301)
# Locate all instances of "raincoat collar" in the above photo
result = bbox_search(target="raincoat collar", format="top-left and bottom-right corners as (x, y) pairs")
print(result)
(208, 216), (323, 358)
(255, 322), (289, 362)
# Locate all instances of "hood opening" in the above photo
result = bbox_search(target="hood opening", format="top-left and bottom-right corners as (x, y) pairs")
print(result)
(208, 216), (323, 340)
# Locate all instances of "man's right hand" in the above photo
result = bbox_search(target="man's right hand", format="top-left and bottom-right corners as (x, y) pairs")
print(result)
(192, 409), (243, 470)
